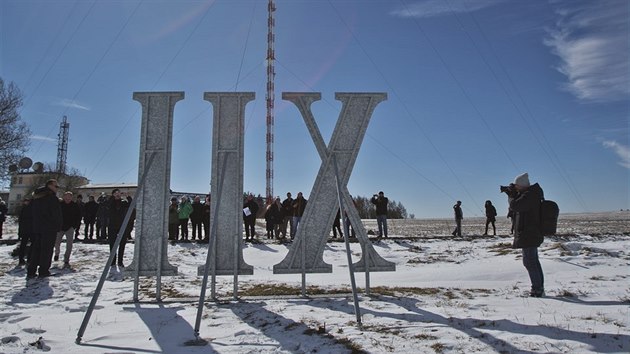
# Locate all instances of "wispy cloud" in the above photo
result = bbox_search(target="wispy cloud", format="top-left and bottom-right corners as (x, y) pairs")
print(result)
(53, 98), (91, 111)
(390, 0), (503, 18)
(603, 140), (630, 169)
(545, 1), (629, 103)
(30, 135), (57, 143)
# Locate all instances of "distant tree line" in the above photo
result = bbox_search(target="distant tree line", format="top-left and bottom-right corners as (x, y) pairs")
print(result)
(351, 195), (408, 219)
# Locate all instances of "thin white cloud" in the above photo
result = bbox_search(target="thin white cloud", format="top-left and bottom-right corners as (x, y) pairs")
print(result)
(603, 140), (630, 169)
(54, 98), (91, 111)
(30, 135), (57, 143)
(545, 1), (629, 103)
(390, 0), (503, 18)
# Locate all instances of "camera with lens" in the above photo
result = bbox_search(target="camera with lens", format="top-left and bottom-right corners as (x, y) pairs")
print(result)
(500, 184), (518, 198)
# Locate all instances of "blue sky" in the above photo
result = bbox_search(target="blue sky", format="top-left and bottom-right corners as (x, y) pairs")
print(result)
(1, 0), (628, 218)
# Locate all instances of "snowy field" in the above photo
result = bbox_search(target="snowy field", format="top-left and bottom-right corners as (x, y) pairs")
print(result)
(0, 212), (628, 353)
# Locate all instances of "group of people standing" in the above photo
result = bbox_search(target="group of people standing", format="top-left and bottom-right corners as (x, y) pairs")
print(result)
(257, 192), (307, 242)
(17, 180), (136, 278)
(168, 195), (211, 241)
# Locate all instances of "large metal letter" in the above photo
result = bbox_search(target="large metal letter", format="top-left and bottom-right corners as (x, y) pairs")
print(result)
(198, 92), (255, 277)
(273, 92), (395, 274)
(128, 92), (182, 277)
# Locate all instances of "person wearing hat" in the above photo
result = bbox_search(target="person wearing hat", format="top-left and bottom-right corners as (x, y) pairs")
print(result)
(510, 172), (546, 297)
(168, 197), (179, 241)
(371, 191), (389, 238)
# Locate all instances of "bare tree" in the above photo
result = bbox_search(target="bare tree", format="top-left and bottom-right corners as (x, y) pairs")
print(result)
(0, 78), (31, 184)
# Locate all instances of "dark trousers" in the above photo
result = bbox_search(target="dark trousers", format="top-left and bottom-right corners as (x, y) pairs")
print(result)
(244, 218), (256, 239)
(84, 221), (95, 238)
(96, 217), (108, 239)
(179, 218), (189, 240)
(522, 247), (544, 293)
(19, 233), (31, 263)
(168, 223), (179, 240)
(191, 220), (202, 239)
(27, 232), (56, 276)
(202, 220), (209, 239)
(485, 219), (496, 235)
(108, 227), (127, 265)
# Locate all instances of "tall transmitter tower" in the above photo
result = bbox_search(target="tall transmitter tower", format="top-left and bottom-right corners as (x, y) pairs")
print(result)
(56, 115), (70, 174)
(265, 0), (276, 203)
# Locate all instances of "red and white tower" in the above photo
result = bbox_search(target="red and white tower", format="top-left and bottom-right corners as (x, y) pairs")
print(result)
(265, 0), (276, 203)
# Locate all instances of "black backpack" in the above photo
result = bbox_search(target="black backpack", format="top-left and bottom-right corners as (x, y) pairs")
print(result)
(540, 199), (559, 236)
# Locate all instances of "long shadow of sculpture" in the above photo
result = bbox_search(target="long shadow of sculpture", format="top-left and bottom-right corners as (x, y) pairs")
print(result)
(228, 301), (354, 353)
(297, 295), (629, 353)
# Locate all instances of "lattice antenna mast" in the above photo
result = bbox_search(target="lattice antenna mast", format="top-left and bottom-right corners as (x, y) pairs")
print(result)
(265, 0), (276, 203)
(56, 115), (70, 174)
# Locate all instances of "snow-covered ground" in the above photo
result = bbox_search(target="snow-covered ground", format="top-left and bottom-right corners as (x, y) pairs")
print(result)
(1, 212), (628, 353)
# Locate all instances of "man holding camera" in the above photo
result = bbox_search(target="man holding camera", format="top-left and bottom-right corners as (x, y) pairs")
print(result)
(508, 172), (545, 297)
(371, 191), (389, 238)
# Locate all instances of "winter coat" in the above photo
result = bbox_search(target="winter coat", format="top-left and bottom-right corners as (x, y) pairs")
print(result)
(202, 202), (210, 225)
(84, 200), (98, 223)
(292, 197), (307, 217)
(60, 200), (82, 231)
(265, 203), (284, 224)
(18, 203), (33, 237)
(108, 197), (128, 231)
(190, 201), (203, 223)
(371, 196), (389, 216)
(243, 199), (259, 220)
(0, 201), (7, 223)
(453, 204), (463, 221)
(31, 186), (62, 234)
(485, 205), (497, 222)
(178, 201), (193, 220)
(510, 183), (544, 249)
(169, 204), (179, 225)
(281, 197), (294, 218)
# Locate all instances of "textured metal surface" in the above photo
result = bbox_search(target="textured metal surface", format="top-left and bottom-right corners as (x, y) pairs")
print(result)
(274, 92), (395, 274)
(128, 92), (183, 276)
(198, 92), (255, 276)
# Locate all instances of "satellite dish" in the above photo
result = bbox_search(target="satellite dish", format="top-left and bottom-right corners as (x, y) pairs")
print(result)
(32, 162), (44, 173)
(8, 164), (18, 173)
(19, 157), (33, 170)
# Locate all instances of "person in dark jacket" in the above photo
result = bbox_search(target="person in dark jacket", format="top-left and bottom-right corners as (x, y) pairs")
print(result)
(332, 209), (343, 238)
(108, 189), (129, 267)
(18, 197), (33, 266)
(510, 172), (545, 297)
(83, 195), (98, 239)
(190, 196), (203, 241)
(452, 201), (463, 236)
(96, 193), (109, 240)
(0, 197), (7, 239)
(74, 194), (84, 240)
(168, 197), (179, 241)
(123, 195), (136, 241)
(27, 179), (62, 278)
(202, 195), (211, 240)
(281, 192), (294, 239)
(371, 191), (389, 238)
(291, 192), (307, 240)
(484, 200), (497, 236)
(243, 194), (259, 241)
(55, 191), (81, 267)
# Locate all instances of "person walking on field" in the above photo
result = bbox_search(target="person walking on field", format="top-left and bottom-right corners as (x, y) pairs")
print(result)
(332, 209), (343, 238)
(27, 179), (62, 278)
(55, 191), (81, 268)
(510, 172), (546, 297)
(484, 200), (497, 236)
(452, 200), (463, 236)
(371, 191), (389, 238)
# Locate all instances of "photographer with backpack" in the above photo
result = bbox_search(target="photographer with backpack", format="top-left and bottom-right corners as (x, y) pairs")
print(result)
(509, 172), (545, 297)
